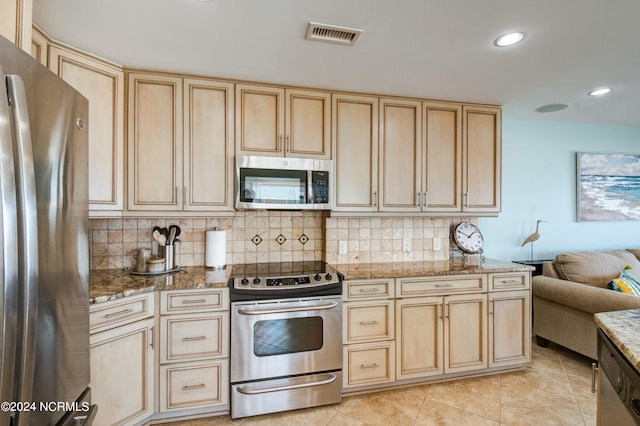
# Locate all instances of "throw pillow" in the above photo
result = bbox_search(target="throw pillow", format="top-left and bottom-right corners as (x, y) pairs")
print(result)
(608, 266), (640, 296)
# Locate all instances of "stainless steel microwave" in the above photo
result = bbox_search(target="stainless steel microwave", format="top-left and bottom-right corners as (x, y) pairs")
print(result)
(236, 155), (332, 210)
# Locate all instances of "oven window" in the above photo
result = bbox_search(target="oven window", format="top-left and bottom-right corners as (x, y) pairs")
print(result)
(253, 317), (323, 356)
(239, 168), (307, 204)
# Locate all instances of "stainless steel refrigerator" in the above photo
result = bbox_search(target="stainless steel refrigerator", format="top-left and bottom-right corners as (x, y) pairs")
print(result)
(0, 35), (95, 425)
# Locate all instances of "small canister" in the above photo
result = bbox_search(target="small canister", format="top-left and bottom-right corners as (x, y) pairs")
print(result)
(132, 248), (152, 272)
(147, 257), (165, 273)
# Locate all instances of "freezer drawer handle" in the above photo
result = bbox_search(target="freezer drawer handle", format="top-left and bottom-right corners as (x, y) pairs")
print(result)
(182, 336), (206, 341)
(182, 383), (206, 391)
(237, 301), (338, 315)
(104, 308), (133, 319)
(236, 374), (337, 395)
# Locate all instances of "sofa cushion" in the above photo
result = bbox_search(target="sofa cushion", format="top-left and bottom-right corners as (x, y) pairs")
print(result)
(627, 249), (640, 261)
(608, 268), (640, 296)
(553, 249), (640, 287)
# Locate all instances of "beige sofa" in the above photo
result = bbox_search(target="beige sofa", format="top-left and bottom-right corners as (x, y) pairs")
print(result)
(532, 248), (640, 360)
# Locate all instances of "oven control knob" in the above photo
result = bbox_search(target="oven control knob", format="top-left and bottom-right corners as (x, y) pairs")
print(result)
(253, 278), (261, 285)
(314, 274), (322, 281)
(240, 278), (249, 285)
(325, 273), (333, 281)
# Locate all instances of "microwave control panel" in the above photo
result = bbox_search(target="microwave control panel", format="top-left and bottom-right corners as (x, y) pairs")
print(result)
(312, 171), (330, 204)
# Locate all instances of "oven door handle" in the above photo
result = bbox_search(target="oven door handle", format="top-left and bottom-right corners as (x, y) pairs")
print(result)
(236, 374), (337, 395)
(237, 301), (339, 315)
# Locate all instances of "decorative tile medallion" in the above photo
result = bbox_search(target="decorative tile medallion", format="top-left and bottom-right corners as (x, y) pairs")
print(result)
(275, 234), (287, 245)
(298, 234), (309, 245)
(251, 235), (263, 245)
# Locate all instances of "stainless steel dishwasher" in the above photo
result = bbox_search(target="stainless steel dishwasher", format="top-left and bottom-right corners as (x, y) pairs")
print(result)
(597, 328), (640, 425)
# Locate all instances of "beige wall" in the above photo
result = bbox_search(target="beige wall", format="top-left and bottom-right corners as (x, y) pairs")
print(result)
(90, 213), (475, 270)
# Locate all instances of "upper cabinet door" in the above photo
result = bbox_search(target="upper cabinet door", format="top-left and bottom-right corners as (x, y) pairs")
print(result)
(462, 105), (501, 213)
(332, 94), (379, 212)
(128, 73), (183, 211)
(31, 24), (48, 66)
(379, 98), (422, 212)
(235, 84), (285, 157)
(0, 0), (31, 50)
(49, 44), (125, 212)
(183, 78), (234, 211)
(286, 89), (331, 159)
(423, 102), (462, 212)
(236, 85), (331, 159)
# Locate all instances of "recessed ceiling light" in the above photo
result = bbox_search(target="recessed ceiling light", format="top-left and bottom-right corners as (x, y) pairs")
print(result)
(493, 32), (525, 47)
(535, 103), (569, 113)
(588, 88), (612, 96)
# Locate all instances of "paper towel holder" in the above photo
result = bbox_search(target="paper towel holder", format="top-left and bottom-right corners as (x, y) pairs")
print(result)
(206, 227), (227, 270)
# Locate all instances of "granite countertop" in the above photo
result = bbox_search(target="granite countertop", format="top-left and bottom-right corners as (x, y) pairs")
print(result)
(90, 258), (533, 305)
(90, 266), (231, 305)
(595, 309), (640, 372)
(333, 258), (534, 280)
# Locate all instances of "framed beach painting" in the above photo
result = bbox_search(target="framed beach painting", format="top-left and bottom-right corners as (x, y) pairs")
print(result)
(577, 152), (640, 221)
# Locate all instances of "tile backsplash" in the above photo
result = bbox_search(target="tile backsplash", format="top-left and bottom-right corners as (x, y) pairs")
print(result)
(90, 212), (475, 270)
(90, 211), (325, 270)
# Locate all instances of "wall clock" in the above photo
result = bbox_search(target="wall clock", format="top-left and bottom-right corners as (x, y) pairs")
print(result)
(452, 222), (484, 254)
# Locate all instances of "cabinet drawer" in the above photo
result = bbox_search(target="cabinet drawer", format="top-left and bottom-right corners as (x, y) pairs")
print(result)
(343, 300), (394, 344)
(160, 359), (229, 412)
(489, 272), (530, 291)
(344, 279), (394, 301)
(396, 274), (486, 297)
(89, 293), (155, 333)
(343, 342), (395, 388)
(160, 312), (229, 363)
(161, 288), (229, 314)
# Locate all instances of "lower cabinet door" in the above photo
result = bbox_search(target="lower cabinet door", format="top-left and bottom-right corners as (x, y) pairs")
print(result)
(160, 360), (229, 412)
(90, 318), (154, 426)
(489, 290), (531, 367)
(343, 341), (395, 388)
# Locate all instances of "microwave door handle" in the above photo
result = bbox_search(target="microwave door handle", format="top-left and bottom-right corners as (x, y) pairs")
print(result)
(307, 170), (314, 205)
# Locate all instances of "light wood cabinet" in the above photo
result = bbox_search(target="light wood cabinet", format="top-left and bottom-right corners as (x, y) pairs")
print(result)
(89, 294), (155, 426)
(159, 359), (229, 412)
(342, 279), (395, 389)
(423, 102), (463, 212)
(236, 84), (331, 159)
(379, 98), (422, 212)
(0, 0), (31, 50)
(127, 73), (234, 212)
(332, 94), (379, 212)
(30, 24), (48, 65)
(50, 44), (125, 212)
(488, 271), (530, 368)
(183, 78), (234, 211)
(158, 288), (229, 413)
(396, 292), (487, 380)
(463, 105), (501, 213)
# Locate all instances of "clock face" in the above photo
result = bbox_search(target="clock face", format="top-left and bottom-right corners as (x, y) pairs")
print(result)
(453, 222), (484, 254)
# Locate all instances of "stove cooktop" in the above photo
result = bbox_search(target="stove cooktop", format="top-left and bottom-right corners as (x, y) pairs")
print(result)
(228, 261), (342, 301)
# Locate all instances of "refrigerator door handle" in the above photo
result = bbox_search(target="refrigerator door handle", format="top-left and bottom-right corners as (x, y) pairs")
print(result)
(0, 67), (20, 426)
(6, 74), (39, 415)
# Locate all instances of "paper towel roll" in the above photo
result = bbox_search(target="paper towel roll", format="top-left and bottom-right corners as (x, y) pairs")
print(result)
(206, 229), (226, 269)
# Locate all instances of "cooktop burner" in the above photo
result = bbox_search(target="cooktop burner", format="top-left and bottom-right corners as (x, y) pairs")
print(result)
(228, 261), (342, 301)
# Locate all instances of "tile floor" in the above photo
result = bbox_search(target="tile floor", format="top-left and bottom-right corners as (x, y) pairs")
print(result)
(162, 340), (597, 426)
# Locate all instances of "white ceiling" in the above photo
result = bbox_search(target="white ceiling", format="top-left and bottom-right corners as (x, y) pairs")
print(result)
(33, 0), (640, 128)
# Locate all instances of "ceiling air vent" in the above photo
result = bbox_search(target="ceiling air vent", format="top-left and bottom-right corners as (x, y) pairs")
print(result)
(305, 22), (363, 46)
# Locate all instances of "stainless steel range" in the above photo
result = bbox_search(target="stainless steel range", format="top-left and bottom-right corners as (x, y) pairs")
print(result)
(229, 261), (343, 419)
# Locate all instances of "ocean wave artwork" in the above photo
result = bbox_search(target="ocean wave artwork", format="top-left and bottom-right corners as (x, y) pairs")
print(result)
(577, 152), (640, 221)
